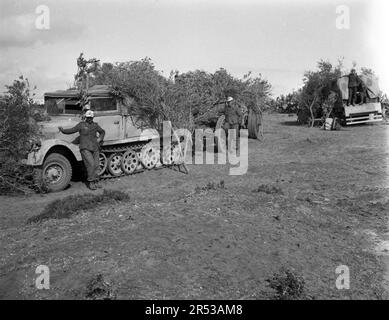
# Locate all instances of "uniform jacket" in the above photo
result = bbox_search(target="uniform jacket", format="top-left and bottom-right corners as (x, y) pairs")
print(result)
(224, 101), (243, 125)
(348, 73), (360, 88)
(61, 121), (105, 151)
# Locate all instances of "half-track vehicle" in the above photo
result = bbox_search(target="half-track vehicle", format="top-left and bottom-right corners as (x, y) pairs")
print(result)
(25, 85), (185, 192)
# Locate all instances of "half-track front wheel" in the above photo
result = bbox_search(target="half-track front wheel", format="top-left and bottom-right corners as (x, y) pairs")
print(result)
(40, 153), (72, 192)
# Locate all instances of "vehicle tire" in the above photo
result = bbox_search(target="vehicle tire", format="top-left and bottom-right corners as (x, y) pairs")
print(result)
(107, 153), (123, 176)
(248, 109), (262, 139)
(41, 153), (72, 192)
(161, 145), (174, 166)
(141, 143), (160, 169)
(215, 115), (227, 153)
(98, 152), (108, 176)
(121, 149), (139, 175)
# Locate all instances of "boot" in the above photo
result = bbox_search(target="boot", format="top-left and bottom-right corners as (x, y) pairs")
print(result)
(87, 181), (97, 191)
(95, 180), (103, 189)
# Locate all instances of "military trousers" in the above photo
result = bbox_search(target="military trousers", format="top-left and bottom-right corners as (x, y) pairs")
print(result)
(222, 123), (240, 151)
(80, 149), (100, 182)
(348, 87), (358, 105)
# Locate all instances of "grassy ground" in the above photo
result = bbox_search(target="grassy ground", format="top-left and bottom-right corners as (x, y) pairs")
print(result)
(0, 113), (388, 299)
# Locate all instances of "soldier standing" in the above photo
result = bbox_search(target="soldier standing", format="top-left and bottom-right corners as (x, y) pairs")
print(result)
(223, 96), (243, 150)
(58, 110), (105, 190)
(347, 69), (360, 106)
(357, 79), (368, 105)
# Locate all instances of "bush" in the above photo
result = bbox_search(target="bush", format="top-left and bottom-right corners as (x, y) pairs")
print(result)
(0, 76), (41, 158)
(252, 184), (283, 195)
(195, 180), (225, 193)
(266, 267), (307, 300)
(90, 57), (272, 132)
(0, 76), (42, 195)
(296, 60), (343, 126)
(85, 274), (116, 300)
(274, 91), (300, 114)
(27, 189), (130, 223)
(0, 160), (47, 195)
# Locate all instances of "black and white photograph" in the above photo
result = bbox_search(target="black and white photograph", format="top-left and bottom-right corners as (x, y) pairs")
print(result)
(0, 0), (388, 305)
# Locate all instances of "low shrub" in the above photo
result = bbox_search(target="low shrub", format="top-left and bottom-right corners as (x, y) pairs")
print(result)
(0, 160), (47, 195)
(27, 189), (130, 223)
(266, 267), (307, 300)
(195, 180), (225, 193)
(85, 274), (116, 300)
(252, 184), (283, 195)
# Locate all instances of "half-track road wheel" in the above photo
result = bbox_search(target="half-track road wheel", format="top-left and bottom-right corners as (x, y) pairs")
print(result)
(107, 153), (123, 176)
(161, 144), (175, 165)
(98, 152), (108, 176)
(141, 143), (160, 170)
(161, 143), (182, 165)
(171, 143), (183, 164)
(121, 149), (139, 175)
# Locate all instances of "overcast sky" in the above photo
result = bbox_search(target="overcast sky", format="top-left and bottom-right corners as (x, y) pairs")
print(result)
(0, 0), (387, 100)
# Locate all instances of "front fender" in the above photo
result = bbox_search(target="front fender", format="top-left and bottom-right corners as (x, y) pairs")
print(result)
(26, 139), (82, 166)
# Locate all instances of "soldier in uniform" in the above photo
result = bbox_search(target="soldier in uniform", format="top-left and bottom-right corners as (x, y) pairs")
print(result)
(347, 69), (360, 106)
(58, 110), (105, 190)
(223, 96), (243, 150)
(357, 79), (368, 105)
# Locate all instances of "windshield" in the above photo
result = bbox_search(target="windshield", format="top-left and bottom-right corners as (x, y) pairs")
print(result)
(45, 97), (117, 115)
